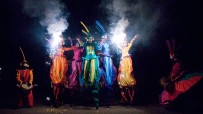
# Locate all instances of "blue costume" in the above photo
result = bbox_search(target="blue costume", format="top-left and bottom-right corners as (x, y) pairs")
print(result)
(99, 41), (117, 87)
(96, 20), (117, 107)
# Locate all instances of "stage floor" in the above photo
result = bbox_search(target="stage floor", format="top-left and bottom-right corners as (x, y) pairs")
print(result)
(0, 104), (185, 114)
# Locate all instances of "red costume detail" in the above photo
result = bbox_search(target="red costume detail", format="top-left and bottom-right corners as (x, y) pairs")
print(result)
(16, 69), (34, 107)
(161, 76), (202, 104)
(50, 47), (73, 107)
(169, 60), (184, 82)
(160, 39), (203, 104)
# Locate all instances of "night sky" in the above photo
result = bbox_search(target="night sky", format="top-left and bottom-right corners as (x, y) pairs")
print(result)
(0, 0), (203, 105)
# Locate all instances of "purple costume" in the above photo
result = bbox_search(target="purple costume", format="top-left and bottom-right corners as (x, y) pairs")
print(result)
(68, 46), (84, 90)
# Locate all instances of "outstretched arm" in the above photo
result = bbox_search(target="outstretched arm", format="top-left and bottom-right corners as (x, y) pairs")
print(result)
(76, 38), (84, 46)
(63, 47), (74, 51)
(80, 47), (84, 52)
(45, 38), (51, 44)
(128, 34), (138, 49)
(68, 37), (73, 46)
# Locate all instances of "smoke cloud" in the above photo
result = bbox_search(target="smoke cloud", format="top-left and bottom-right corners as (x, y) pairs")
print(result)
(101, 0), (160, 45)
(22, 0), (69, 36)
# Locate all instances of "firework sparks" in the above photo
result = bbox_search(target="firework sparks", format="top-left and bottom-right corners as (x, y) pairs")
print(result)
(111, 31), (126, 48)
(50, 32), (63, 48)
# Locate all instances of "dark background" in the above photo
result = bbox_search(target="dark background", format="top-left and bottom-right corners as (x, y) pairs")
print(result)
(0, 0), (203, 107)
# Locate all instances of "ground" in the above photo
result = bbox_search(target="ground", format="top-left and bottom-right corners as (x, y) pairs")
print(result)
(0, 104), (184, 114)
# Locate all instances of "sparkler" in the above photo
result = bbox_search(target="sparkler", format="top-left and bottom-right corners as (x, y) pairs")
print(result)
(46, 96), (51, 101)
(51, 32), (63, 48)
(45, 32), (63, 58)
(111, 31), (126, 48)
(110, 17), (129, 50)
(45, 61), (51, 66)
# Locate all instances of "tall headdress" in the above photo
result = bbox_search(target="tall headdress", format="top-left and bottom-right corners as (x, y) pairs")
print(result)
(80, 21), (92, 39)
(19, 47), (29, 67)
(166, 39), (176, 58)
(95, 20), (107, 38)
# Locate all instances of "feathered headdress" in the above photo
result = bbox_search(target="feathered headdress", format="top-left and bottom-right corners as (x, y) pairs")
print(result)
(19, 47), (29, 68)
(80, 21), (92, 39)
(95, 20), (106, 38)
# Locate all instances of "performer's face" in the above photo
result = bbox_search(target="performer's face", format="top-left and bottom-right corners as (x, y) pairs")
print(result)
(20, 62), (29, 69)
(76, 43), (80, 47)
(102, 37), (107, 42)
(101, 38), (105, 42)
(169, 53), (175, 60)
(59, 35), (65, 46)
(102, 34), (107, 39)
(87, 37), (94, 43)
(58, 39), (65, 47)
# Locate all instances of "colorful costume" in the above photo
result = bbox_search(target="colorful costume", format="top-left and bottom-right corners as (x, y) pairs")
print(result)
(96, 20), (117, 107)
(79, 42), (101, 87)
(68, 44), (84, 108)
(161, 73), (203, 104)
(50, 47), (73, 86)
(95, 20), (117, 87)
(16, 47), (34, 107)
(49, 38), (73, 107)
(100, 42), (117, 85)
(117, 35), (138, 104)
(16, 68), (34, 107)
(117, 39), (136, 88)
(160, 39), (203, 104)
(68, 46), (84, 89)
(99, 41), (117, 106)
(78, 21), (101, 109)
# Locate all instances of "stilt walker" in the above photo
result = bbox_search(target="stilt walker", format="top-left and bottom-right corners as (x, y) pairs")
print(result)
(77, 21), (101, 109)
(117, 35), (138, 104)
(47, 35), (73, 107)
(96, 20), (117, 107)
(16, 47), (34, 108)
(68, 37), (84, 108)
